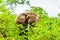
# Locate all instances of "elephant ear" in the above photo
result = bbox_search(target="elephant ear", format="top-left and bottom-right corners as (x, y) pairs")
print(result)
(15, 13), (26, 25)
(36, 15), (39, 22)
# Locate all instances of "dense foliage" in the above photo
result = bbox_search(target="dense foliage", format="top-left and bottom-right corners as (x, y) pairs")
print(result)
(28, 7), (60, 40)
(0, 6), (60, 40)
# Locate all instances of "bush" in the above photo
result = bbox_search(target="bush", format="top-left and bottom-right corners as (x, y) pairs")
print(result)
(0, 7), (60, 40)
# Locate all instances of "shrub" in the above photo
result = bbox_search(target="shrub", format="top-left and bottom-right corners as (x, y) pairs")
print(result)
(0, 7), (60, 40)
